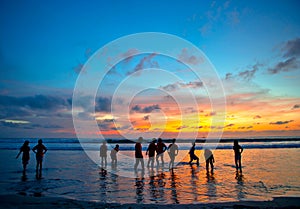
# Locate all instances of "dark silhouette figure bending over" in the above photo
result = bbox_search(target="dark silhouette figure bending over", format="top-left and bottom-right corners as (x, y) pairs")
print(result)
(233, 140), (243, 172)
(16, 140), (30, 176)
(189, 142), (199, 166)
(146, 138), (157, 168)
(168, 138), (179, 169)
(32, 139), (47, 179)
(110, 144), (119, 166)
(204, 149), (215, 173)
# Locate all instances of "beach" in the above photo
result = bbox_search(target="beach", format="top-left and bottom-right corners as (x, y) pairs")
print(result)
(0, 194), (300, 209)
(0, 139), (299, 208)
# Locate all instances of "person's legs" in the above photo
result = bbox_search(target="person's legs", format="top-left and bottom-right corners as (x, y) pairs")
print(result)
(238, 157), (242, 172)
(140, 158), (144, 170)
(134, 158), (139, 170)
(234, 156), (238, 171)
(104, 157), (107, 167)
(210, 158), (214, 172)
(195, 156), (199, 166)
(156, 155), (159, 167)
(206, 159), (209, 172)
(161, 155), (164, 166)
(39, 161), (43, 178)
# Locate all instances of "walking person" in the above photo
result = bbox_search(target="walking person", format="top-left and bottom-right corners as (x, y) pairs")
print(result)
(188, 142), (199, 166)
(168, 138), (179, 169)
(146, 138), (157, 169)
(134, 137), (144, 171)
(16, 140), (30, 176)
(32, 139), (47, 179)
(233, 140), (244, 172)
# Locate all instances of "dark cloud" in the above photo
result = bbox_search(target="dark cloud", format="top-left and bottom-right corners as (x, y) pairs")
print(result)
(268, 57), (298, 74)
(225, 73), (233, 80)
(131, 104), (161, 113)
(95, 97), (112, 112)
(73, 63), (84, 74)
(225, 123), (234, 128)
(0, 94), (71, 118)
(176, 125), (188, 130)
(292, 104), (300, 109)
(97, 118), (115, 130)
(177, 48), (203, 65)
(205, 111), (216, 117)
(269, 120), (294, 125)
(127, 53), (158, 75)
(143, 115), (150, 120)
(161, 81), (203, 92)
(253, 115), (261, 119)
(225, 62), (262, 81)
(282, 38), (300, 58)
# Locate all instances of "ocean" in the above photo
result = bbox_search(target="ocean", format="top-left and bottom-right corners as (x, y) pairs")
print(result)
(0, 137), (299, 204)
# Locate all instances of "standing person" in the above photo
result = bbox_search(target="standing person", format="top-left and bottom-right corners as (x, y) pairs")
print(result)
(233, 140), (244, 172)
(16, 140), (30, 176)
(32, 139), (47, 179)
(204, 149), (215, 173)
(146, 138), (157, 168)
(156, 138), (167, 167)
(100, 141), (108, 168)
(134, 137), (144, 171)
(168, 138), (179, 169)
(188, 142), (199, 166)
(110, 144), (119, 166)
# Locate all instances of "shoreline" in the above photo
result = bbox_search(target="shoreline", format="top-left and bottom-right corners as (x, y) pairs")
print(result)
(0, 194), (299, 209)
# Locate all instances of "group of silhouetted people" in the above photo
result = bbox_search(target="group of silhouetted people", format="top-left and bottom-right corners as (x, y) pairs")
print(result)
(99, 137), (244, 173)
(16, 138), (244, 179)
(16, 139), (48, 179)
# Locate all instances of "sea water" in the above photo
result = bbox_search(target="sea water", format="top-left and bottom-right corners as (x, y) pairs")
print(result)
(0, 138), (299, 204)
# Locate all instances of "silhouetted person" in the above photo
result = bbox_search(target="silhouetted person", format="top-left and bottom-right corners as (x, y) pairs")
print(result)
(204, 149), (215, 173)
(168, 138), (179, 169)
(189, 142), (199, 166)
(156, 138), (167, 167)
(134, 137), (144, 171)
(110, 144), (119, 166)
(233, 140), (243, 172)
(100, 141), (108, 168)
(16, 140), (30, 176)
(146, 138), (157, 168)
(32, 139), (47, 179)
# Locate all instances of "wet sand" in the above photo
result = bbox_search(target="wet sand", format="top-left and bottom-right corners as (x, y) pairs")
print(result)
(0, 194), (299, 209)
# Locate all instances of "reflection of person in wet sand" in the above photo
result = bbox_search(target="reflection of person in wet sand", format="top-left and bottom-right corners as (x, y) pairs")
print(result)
(134, 137), (144, 171)
(156, 138), (167, 167)
(204, 149), (215, 173)
(16, 140), (30, 176)
(233, 140), (244, 172)
(168, 138), (179, 169)
(170, 169), (179, 204)
(189, 142), (199, 166)
(146, 138), (157, 168)
(110, 144), (119, 166)
(32, 139), (47, 179)
(100, 141), (108, 168)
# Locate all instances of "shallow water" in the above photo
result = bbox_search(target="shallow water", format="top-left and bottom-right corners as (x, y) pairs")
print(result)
(0, 148), (299, 204)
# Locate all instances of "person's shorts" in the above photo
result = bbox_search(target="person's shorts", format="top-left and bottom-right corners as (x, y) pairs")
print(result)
(36, 156), (43, 163)
(235, 154), (241, 161)
(22, 159), (29, 165)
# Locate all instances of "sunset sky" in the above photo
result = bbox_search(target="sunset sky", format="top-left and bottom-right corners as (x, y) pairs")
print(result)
(0, 0), (299, 138)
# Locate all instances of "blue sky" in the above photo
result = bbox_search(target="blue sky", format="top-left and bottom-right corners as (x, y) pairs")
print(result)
(0, 0), (299, 138)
